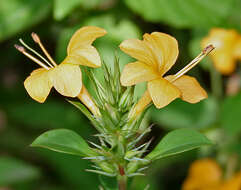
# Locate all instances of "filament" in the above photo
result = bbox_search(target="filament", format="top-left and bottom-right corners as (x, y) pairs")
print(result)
(14, 45), (49, 70)
(19, 39), (54, 68)
(31, 32), (57, 67)
(171, 45), (214, 82)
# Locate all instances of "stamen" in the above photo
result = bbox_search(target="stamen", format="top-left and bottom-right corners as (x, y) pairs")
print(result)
(19, 39), (54, 68)
(31, 32), (57, 67)
(171, 45), (214, 82)
(14, 45), (50, 70)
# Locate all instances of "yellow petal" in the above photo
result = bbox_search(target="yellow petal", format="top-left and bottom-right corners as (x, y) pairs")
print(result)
(233, 37), (241, 59)
(119, 38), (156, 67)
(144, 32), (179, 75)
(49, 63), (82, 97)
(67, 26), (107, 54)
(182, 159), (222, 190)
(120, 61), (159, 86)
(219, 172), (241, 190)
(64, 45), (101, 68)
(24, 68), (52, 103)
(165, 75), (208, 103)
(212, 52), (236, 75)
(201, 28), (238, 51)
(147, 78), (181, 109)
(188, 159), (222, 182)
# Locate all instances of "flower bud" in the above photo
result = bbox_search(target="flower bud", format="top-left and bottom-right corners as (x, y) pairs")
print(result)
(98, 161), (116, 174)
(118, 87), (134, 110)
(126, 162), (139, 174)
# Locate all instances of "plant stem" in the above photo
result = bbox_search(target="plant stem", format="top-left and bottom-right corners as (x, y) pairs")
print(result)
(118, 175), (127, 190)
(210, 64), (223, 101)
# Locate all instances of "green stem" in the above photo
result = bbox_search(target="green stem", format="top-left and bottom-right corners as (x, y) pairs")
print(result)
(210, 64), (223, 101)
(118, 175), (127, 190)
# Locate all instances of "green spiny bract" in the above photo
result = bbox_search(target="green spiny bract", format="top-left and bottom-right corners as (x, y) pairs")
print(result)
(70, 57), (151, 177)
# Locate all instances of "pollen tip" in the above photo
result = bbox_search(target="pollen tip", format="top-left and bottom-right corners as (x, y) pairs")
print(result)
(31, 32), (40, 43)
(203, 44), (215, 55)
(14, 44), (25, 52)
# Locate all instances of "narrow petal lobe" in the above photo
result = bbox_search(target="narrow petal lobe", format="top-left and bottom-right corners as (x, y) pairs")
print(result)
(24, 68), (52, 103)
(64, 46), (101, 68)
(148, 78), (181, 109)
(67, 26), (107, 54)
(166, 75), (208, 103)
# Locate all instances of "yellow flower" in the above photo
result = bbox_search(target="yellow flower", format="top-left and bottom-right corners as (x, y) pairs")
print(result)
(120, 32), (210, 118)
(16, 26), (107, 103)
(219, 172), (241, 190)
(202, 28), (241, 75)
(182, 158), (241, 190)
(182, 159), (222, 190)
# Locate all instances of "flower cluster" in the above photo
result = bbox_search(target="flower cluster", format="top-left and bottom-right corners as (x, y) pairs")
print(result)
(15, 26), (213, 187)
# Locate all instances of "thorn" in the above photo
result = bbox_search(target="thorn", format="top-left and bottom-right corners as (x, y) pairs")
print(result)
(14, 44), (25, 52)
(144, 184), (150, 190)
(91, 165), (101, 170)
(137, 166), (149, 172)
(127, 172), (145, 177)
(85, 169), (116, 177)
(88, 141), (103, 150)
(82, 156), (107, 161)
(31, 32), (40, 43)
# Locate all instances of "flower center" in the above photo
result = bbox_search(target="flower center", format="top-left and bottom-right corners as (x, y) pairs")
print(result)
(15, 33), (57, 70)
(170, 44), (214, 82)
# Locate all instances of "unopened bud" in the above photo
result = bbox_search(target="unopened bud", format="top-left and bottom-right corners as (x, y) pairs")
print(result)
(125, 150), (141, 160)
(118, 87), (134, 110)
(127, 162), (139, 174)
(98, 162), (115, 174)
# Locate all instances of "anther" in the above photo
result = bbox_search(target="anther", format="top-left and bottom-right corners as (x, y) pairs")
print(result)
(203, 44), (215, 55)
(14, 44), (25, 53)
(31, 32), (40, 43)
(14, 44), (49, 70)
(171, 44), (215, 82)
(31, 32), (57, 67)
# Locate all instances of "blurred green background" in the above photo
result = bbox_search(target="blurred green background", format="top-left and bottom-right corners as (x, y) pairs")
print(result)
(0, 0), (241, 189)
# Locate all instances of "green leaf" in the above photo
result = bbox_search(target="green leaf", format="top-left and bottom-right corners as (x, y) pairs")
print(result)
(0, 0), (51, 42)
(124, 0), (236, 28)
(150, 98), (218, 130)
(220, 92), (241, 136)
(0, 156), (40, 185)
(54, 0), (83, 20)
(146, 128), (213, 161)
(31, 129), (96, 157)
